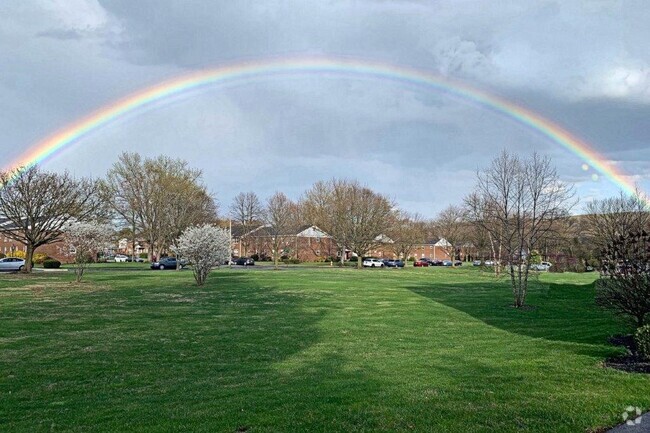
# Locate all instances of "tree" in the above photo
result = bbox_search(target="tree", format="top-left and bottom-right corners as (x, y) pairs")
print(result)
(263, 192), (294, 269)
(63, 221), (113, 282)
(584, 189), (649, 252)
(465, 191), (504, 275)
(465, 151), (574, 307)
(104, 153), (217, 263)
(345, 184), (394, 268)
(386, 212), (425, 261)
(303, 179), (394, 269)
(0, 165), (104, 272)
(596, 230), (650, 327)
(174, 224), (230, 286)
(229, 191), (263, 228)
(160, 180), (217, 269)
(434, 205), (466, 267)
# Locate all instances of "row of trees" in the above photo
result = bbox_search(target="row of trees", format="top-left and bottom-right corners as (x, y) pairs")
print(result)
(1, 150), (648, 318)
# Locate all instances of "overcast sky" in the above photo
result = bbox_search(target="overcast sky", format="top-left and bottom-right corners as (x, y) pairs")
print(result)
(1, 1), (649, 216)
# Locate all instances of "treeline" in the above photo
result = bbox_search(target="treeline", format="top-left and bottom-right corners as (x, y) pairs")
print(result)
(1, 150), (648, 310)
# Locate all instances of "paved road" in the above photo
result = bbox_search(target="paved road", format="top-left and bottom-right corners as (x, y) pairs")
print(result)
(608, 413), (650, 433)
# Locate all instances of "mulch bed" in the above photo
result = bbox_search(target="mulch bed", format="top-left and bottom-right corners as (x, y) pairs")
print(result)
(604, 334), (650, 373)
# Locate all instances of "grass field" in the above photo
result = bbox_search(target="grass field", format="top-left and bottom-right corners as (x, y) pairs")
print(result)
(1, 267), (649, 432)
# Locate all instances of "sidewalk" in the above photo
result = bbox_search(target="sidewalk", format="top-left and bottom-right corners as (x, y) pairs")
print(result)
(608, 412), (650, 433)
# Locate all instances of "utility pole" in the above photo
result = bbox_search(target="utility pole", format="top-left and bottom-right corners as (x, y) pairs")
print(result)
(229, 218), (232, 268)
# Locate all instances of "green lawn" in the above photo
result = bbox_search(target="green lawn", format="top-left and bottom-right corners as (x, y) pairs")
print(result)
(1, 267), (648, 432)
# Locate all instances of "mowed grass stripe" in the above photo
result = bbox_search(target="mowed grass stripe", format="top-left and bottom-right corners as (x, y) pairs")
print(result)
(1, 267), (649, 432)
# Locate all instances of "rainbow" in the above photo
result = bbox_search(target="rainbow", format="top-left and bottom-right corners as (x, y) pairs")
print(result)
(6, 55), (640, 196)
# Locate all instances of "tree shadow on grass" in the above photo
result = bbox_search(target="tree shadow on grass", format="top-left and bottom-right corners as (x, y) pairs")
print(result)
(2, 272), (374, 432)
(404, 276), (625, 350)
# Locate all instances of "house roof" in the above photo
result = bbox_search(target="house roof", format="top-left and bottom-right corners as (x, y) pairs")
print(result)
(234, 224), (331, 238)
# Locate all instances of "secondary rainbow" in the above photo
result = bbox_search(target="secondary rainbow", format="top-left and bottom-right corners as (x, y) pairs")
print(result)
(7, 55), (638, 196)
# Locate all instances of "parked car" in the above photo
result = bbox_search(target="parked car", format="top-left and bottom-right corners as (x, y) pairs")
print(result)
(235, 257), (255, 266)
(530, 261), (552, 271)
(442, 260), (453, 266)
(114, 254), (129, 262)
(484, 260), (495, 266)
(454, 260), (463, 266)
(363, 258), (384, 267)
(150, 257), (184, 270)
(414, 258), (430, 267)
(0, 257), (26, 272)
(383, 259), (405, 268)
(472, 260), (482, 266)
(126, 256), (145, 263)
(430, 259), (443, 266)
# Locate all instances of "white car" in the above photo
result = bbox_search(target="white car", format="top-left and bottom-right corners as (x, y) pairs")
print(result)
(114, 254), (129, 262)
(530, 261), (552, 271)
(0, 257), (26, 271)
(362, 258), (384, 268)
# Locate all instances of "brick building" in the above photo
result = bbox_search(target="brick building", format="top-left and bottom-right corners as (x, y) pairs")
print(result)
(232, 224), (336, 261)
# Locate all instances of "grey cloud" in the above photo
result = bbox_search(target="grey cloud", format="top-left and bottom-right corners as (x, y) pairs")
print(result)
(37, 29), (84, 40)
(1, 0), (649, 216)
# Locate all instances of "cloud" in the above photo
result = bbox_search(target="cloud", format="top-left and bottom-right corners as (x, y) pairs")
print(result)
(1, 0), (649, 216)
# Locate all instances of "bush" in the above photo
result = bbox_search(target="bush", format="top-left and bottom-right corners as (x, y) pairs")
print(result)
(282, 258), (301, 264)
(33, 253), (50, 264)
(11, 250), (26, 259)
(635, 325), (650, 361)
(0, 253), (4, 259)
(349, 256), (358, 262)
(139, 253), (148, 259)
(43, 259), (61, 269)
(251, 254), (260, 261)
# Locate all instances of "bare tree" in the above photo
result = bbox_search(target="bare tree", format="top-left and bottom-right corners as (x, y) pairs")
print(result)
(160, 178), (217, 269)
(465, 151), (574, 307)
(434, 205), (466, 267)
(466, 191), (505, 275)
(105, 153), (216, 263)
(303, 179), (393, 269)
(303, 180), (349, 266)
(263, 192), (294, 269)
(584, 189), (649, 252)
(0, 165), (104, 272)
(230, 192), (263, 228)
(386, 212), (425, 261)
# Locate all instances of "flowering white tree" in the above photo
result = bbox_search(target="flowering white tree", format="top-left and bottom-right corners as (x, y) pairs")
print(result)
(63, 221), (114, 282)
(174, 224), (230, 286)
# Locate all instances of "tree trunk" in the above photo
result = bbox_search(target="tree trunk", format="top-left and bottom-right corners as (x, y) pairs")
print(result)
(357, 253), (362, 269)
(24, 244), (35, 273)
(273, 241), (279, 270)
(131, 219), (137, 263)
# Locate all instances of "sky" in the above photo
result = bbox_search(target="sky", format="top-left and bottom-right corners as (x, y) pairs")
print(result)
(1, 0), (649, 217)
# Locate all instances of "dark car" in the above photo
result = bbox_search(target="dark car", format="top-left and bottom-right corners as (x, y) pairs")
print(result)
(383, 259), (405, 268)
(150, 257), (184, 270)
(235, 257), (255, 266)
(430, 259), (443, 266)
(414, 258), (430, 267)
